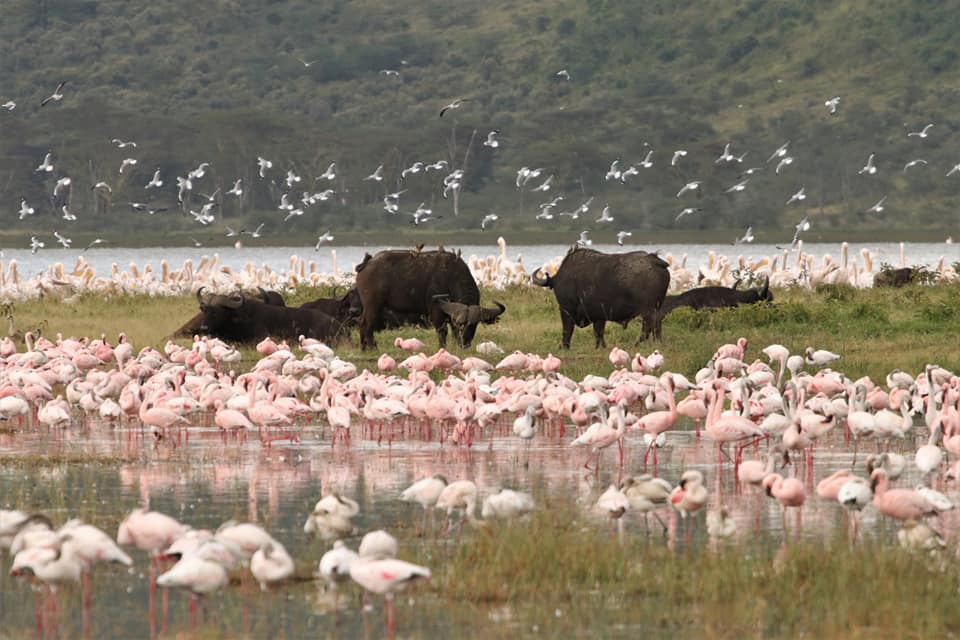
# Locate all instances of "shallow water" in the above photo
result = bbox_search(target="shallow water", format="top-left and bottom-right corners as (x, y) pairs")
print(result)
(0, 410), (952, 639)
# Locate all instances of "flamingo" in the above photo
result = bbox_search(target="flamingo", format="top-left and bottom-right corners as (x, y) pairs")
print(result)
(704, 381), (766, 472)
(595, 484), (630, 519)
(571, 401), (628, 471)
(481, 489), (535, 519)
(358, 530), (398, 560)
(250, 541), (295, 590)
(435, 480), (478, 534)
(706, 507), (737, 540)
(670, 470), (708, 518)
(304, 494), (359, 540)
(635, 375), (677, 470)
(318, 540), (359, 604)
(870, 468), (941, 522)
(915, 423), (944, 483)
(394, 337), (425, 353)
(762, 472), (806, 536)
(349, 555), (431, 636)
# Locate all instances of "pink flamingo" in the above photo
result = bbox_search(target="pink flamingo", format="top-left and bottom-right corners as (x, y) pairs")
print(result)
(608, 347), (629, 368)
(571, 401), (628, 472)
(635, 375), (677, 470)
(762, 472), (806, 536)
(704, 381), (766, 474)
(377, 353), (397, 372)
(394, 337), (425, 353)
(870, 468), (941, 522)
(676, 390), (708, 440)
(349, 556), (431, 635)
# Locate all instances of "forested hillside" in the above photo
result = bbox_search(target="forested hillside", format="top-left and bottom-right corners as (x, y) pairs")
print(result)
(2, 0), (960, 243)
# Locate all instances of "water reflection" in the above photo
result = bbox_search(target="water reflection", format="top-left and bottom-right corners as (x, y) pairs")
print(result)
(0, 416), (955, 638)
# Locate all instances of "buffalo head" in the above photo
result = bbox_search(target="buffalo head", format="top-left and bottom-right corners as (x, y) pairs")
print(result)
(437, 299), (506, 347)
(531, 268), (553, 288)
(756, 276), (772, 302)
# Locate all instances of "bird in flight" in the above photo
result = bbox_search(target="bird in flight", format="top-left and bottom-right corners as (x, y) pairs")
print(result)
(18, 198), (35, 220)
(786, 187), (806, 205)
(226, 179), (243, 197)
(257, 156), (273, 178)
(317, 163), (336, 181)
(145, 169), (162, 189)
(30, 236), (44, 254)
(725, 179), (748, 193)
(671, 150), (687, 166)
(364, 164), (384, 182)
(903, 159), (928, 172)
(596, 206), (614, 223)
(41, 81), (67, 107)
(775, 156), (794, 174)
(61, 205), (76, 221)
(481, 213), (499, 230)
(283, 207), (304, 223)
(858, 153), (877, 175)
(605, 160), (622, 181)
(767, 141), (790, 163)
(296, 57), (319, 68)
(53, 230), (72, 249)
(616, 231), (632, 246)
(242, 223), (264, 238)
(824, 97), (840, 115)
(439, 98), (469, 118)
(36, 152), (54, 173)
(379, 69), (400, 77)
(907, 123), (934, 138)
(531, 174), (553, 192)
(555, 69), (570, 81)
(675, 207), (701, 222)
(119, 158), (137, 175)
(866, 196), (887, 213)
(1, 100), (15, 111)
(111, 138), (137, 148)
(91, 181), (112, 193)
(483, 130), (500, 148)
(715, 142), (736, 164)
(82, 238), (105, 253)
(575, 230), (592, 247)
(677, 181), (701, 198)
(735, 226), (755, 244)
(315, 231), (335, 250)
(639, 150), (654, 169)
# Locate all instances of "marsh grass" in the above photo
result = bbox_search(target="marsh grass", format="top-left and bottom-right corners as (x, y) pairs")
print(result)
(8, 282), (960, 385)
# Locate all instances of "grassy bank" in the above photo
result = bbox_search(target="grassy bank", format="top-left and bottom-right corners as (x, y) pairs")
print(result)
(11, 281), (960, 383)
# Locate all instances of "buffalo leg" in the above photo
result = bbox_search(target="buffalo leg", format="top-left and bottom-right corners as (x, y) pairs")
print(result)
(561, 314), (575, 349)
(592, 320), (606, 348)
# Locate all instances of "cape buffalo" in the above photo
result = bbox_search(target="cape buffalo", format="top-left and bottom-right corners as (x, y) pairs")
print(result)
(355, 248), (505, 350)
(532, 247), (670, 348)
(660, 277), (772, 316)
(172, 287), (283, 338)
(299, 286), (363, 326)
(196, 288), (345, 344)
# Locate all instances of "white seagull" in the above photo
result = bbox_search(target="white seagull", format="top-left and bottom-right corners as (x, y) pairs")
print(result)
(866, 196), (887, 214)
(576, 230), (592, 247)
(61, 205), (76, 221)
(176, 176), (192, 204)
(786, 187), (806, 205)
(481, 213), (499, 230)
(278, 194), (294, 211)
(531, 175), (553, 192)
(317, 163), (336, 181)
(36, 152), (54, 173)
(379, 69), (400, 77)
(903, 159), (927, 172)
(948, 163), (960, 177)
(725, 179), (748, 193)
(735, 226), (755, 244)
(18, 198), (35, 220)
(555, 69), (570, 80)
(1, 100), (15, 111)
(111, 138), (137, 148)
(227, 179), (243, 196)
(315, 231), (335, 249)
(145, 169), (162, 189)
(119, 158), (137, 174)
(639, 150), (654, 168)
(677, 181), (701, 198)
(257, 156), (273, 178)
(483, 130), (500, 148)
(439, 98), (469, 118)
(675, 207), (701, 221)
(53, 177), (71, 199)
(907, 123), (934, 138)
(364, 164), (384, 181)
(53, 230), (72, 249)
(40, 81), (67, 107)
(401, 162), (424, 180)
(189, 163), (210, 180)
(768, 141), (790, 162)
(671, 150), (687, 166)
(285, 169), (301, 188)
(242, 223), (265, 238)
(596, 206), (614, 223)
(91, 181), (112, 193)
(824, 97), (840, 115)
(605, 160), (622, 181)
(715, 142), (735, 164)
(858, 153), (877, 175)
(775, 156), (795, 174)
(616, 231), (632, 246)
(30, 236), (44, 254)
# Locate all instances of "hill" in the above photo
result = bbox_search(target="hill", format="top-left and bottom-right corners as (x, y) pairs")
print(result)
(2, 0), (960, 246)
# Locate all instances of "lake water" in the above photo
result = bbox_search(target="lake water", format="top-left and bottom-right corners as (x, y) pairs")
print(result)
(5, 241), (959, 280)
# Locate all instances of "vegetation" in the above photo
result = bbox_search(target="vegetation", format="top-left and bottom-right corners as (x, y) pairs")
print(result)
(2, 1), (960, 244)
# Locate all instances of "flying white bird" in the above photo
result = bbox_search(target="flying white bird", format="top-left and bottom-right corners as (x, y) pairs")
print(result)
(715, 142), (735, 164)
(858, 153), (877, 175)
(576, 230), (592, 247)
(53, 230), (72, 249)
(555, 69), (570, 80)
(257, 156), (273, 178)
(364, 164), (384, 181)
(725, 179), (748, 193)
(439, 97), (469, 118)
(53, 176), (71, 199)
(111, 138), (137, 148)
(315, 231), (335, 249)
(677, 181), (701, 198)
(401, 162), (424, 180)
(425, 160), (448, 172)
(1, 100), (15, 111)
(40, 81), (67, 107)
(119, 158), (137, 174)
(596, 206), (614, 223)
(671, 150), (687, 166)
(379, 69), (400, 77)
(176, 176), (192, 204)
(483, 130), (500, 148)
(907, 123), (934, 138)
(786, 187), (806, 205)
(317, 163), (336, 181)
(768, 141), (790, 162)
(775, 156), (794, 174)
(61, 205), (76, 221)
(866, 196), (887, 214)
(675, 207), (701, 221)
(189, 163), (209, 180)
(278, 194), (294, 211)
(82, 238), (104, 252)
(91, 181), (112, 193)
(36, 152), (54, 172)
(285, 169), (301, 188)
(640, 150), (654, 168)
(227, 179), (243, 196)
(824, 97), (840, 115)
(145, 169), (162, 189)
(481, 213), (499, 230)
(948, 163), (960, 177)
(903, 159), (928, 172)
(616, 230), (632, 246)
(619, 165), (639, 182)
(531, 175), (553, 192)
(29, 236), (44, 254)
(18, 198), (35, 220)
(605, 160), (622, 181)
(242, 223), (265, 238)
(735, 226), (755, 244)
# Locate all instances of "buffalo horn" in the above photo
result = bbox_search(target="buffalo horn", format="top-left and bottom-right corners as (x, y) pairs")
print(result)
(531, 268), (550, 287)
(196, 286), (207, 304)
(480, 300), (506, 323)
(437, 300), (469, 324)
(760, 276), (770, 298)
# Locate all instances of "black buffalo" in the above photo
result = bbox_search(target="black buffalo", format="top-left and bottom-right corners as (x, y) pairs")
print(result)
(196, 288), (345, 344)
(532, 247), (670, 348)
(172, 288), (283, 338)
(355, 248), (505, 350)
(660, 277), (772, 316)
(299, 287), (363, 326)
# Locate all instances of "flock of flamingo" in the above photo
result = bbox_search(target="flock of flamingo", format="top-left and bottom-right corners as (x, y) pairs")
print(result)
(1, 318), (959, 634)
(0, 238), (954, 302)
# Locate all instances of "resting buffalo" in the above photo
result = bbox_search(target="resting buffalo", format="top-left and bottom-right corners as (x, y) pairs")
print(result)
(196, 288), (345, 344)
(874, 267), (918, 288)
(532, 247), (670, 348)
(172, 288), (283, 338)
(299, 287), (363, 326)
(660, 277), (772, 316)
(355, 248), (505, 349)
